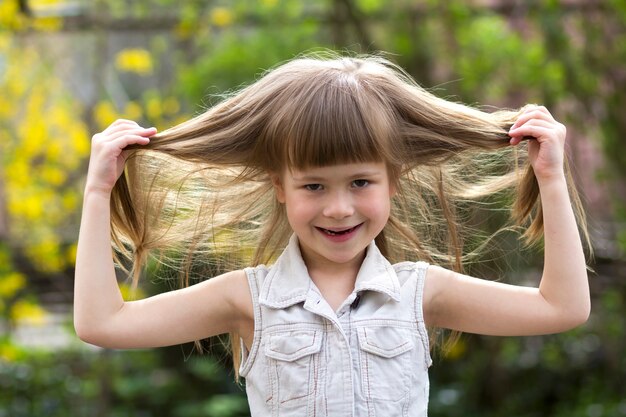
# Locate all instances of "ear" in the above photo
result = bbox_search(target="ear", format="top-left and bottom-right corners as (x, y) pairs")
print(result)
(389, 182), (397, 198)
(270, 172), (286, 203)
(388, 178), (398, 198)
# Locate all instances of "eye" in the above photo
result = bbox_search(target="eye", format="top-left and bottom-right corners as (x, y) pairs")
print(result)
(352, 179), (369, 188)
(304, 184), (323, 191)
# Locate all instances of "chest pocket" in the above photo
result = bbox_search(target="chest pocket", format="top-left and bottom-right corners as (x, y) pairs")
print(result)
(264, 330), (323, 407)
(357, 327), (415, 401)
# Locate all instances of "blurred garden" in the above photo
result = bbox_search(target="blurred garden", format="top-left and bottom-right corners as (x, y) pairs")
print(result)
(0, 0), (625, 416)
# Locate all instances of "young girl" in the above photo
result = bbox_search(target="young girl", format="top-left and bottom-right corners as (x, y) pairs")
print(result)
(74, 54), (590, 416)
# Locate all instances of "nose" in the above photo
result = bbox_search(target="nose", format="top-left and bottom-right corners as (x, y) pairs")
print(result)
(322, 191), (354, 219)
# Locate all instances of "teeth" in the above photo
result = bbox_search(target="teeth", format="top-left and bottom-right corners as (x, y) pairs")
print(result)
(323, 226), (355, 235)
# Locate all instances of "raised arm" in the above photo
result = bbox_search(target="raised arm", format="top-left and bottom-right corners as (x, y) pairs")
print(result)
(424, 106), (590, 336)
(73, 120), (252, 349)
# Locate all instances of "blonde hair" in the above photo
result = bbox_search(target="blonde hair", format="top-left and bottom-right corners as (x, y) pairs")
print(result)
(110, 52), (590, 378)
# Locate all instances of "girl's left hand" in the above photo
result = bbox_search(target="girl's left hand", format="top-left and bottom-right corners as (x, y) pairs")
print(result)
(508, 105), (567, 182)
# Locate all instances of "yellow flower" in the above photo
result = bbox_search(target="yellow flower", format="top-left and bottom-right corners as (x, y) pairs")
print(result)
(119, 282), (146, 301)
(65, 243), (78, 266)
(48, 106), (72, 131)
(94, 101), (119, 130)
(46, 140), (63, 161)
(61, 192), (78, 211)
(30, 16), (62, 31)
(70, 125), (90, 157)
(0, 97), (11, 118)
(444, 337), (467, 360)
(115, 48), (154, 75)
(25, 237), (63, 273)
(7, 192), (44, 221)
(26, 194), (44, 220)
(5, 160), (29, 186)
(11, 299), (47, 326)
(124, 101), (143, 121)
(29, 0), (64, 31)
(42, 166), (66, 186)
(146, 96), (162, 121)
(0, 340), (24, 362)
(6, 76), (27, 98)
(176, 4), (199, 39)
(0, 1), (26, 31)
(210, 7), (234, 27)
(0, 272), (26, 298)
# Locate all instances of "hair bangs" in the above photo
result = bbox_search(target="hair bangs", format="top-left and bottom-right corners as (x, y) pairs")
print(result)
(261, 68), (399, 172)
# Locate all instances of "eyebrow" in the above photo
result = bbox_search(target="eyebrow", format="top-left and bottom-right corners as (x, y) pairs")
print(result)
(292, 170), (384, 182)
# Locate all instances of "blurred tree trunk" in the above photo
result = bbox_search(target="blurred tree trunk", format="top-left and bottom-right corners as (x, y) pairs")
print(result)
(330, 0), (372, 50)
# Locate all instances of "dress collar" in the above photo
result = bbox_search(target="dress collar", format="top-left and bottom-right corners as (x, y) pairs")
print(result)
(259, 234), (401, 309)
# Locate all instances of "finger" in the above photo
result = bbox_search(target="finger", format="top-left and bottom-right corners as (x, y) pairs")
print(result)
(102, 121), (157, 139)
(106, 127), (157, 142)
(510, 119), (564, 139)
(510, 107), (556, 131)
(510, 111), (554, 131)
(509, 135), (537, 146)
(104, 124), (153, 138)
(102, 119), (141, 134)
(509, 125), (554, 142)
(509, 119), (555, 144)
(532, 105), (553, 117)
(111, 134), (151, 150)
(511, 119), (555, 132)
(521, 105), (554, 119)
(117, 126), (157, 138)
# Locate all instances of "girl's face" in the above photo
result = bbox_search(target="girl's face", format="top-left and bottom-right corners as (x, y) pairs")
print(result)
(273, 162), (395, 270)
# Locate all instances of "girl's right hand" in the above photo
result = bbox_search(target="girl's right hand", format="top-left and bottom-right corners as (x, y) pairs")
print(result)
(85, 119), (157, 195)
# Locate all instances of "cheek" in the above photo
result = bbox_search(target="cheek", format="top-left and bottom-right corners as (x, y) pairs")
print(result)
(284, 196), (316, 225)
(373, 195), (392, 222)
(375, 202), (391, 223)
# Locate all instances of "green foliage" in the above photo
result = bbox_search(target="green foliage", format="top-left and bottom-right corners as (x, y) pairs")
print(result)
(430, 332), (626, 416)
(0, 346), (248, 417)
(177, 24), (326, 105)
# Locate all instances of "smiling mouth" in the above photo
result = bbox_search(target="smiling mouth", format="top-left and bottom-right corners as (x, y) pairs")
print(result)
(317, 224), (362, 236)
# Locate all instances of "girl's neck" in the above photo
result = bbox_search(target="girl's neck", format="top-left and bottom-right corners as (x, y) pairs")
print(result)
(302, 249), (366, 312)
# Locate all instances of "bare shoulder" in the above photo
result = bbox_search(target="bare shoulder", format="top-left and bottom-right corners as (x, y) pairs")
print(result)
(208, 269), (254, 324)
(422, 265), (453, 327)
(166, 268), (254, 339)
(422, 265), (496, 329)
(212, 269), (255, 348)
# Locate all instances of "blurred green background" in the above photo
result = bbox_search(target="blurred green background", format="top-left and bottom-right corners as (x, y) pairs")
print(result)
(0, 0), (625, 416)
